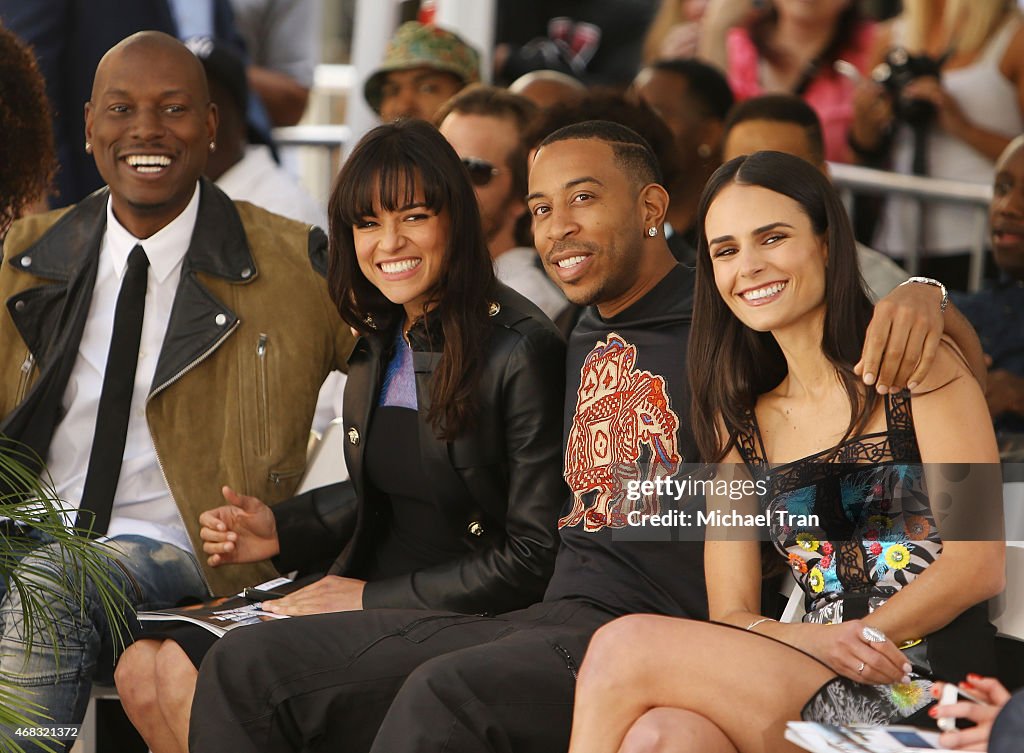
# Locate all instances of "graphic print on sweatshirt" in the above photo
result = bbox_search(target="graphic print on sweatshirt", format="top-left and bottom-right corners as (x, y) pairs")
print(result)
(561, 333), (680, 532)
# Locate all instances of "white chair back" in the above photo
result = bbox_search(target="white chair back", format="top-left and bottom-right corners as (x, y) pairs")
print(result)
(991, 543), (1024, 641)
(297, 416), (349, 493)
(780, 572), (806, 623)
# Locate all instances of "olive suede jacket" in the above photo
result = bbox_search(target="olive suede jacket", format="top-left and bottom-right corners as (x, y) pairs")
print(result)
(272, 285), (569, 615)
(0, 179), (354, 596)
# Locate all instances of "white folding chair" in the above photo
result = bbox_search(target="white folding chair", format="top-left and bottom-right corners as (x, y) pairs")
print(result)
(297, 416), (349, 493)
(780, 571), (806, 624)
(990, 543), (1024, 641)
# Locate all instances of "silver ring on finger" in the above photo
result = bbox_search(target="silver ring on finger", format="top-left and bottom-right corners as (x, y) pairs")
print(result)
(861, 626), (887, 644)
(857, 661), (865, 673)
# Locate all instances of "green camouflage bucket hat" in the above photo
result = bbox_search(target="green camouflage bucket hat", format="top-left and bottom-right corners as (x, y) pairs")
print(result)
(363, 21), (481, 114)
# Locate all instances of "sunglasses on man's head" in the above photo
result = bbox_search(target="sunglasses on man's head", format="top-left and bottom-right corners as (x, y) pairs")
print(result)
(461, 157), (500, 187)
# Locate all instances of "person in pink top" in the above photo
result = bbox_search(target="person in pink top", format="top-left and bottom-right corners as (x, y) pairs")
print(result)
(700, 0), (875, 163)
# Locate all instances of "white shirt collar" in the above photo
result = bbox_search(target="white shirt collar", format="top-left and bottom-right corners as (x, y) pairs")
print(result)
(104, 182), (202, 284)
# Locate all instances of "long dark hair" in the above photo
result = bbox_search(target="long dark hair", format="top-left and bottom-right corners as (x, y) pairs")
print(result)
(688, 151), (876, 462)
(327, 119), (497, 440)
(749, 2), (863, 94)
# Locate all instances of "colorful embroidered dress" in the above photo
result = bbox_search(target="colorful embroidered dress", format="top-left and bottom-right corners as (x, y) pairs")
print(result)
(735, 391), (994, 724)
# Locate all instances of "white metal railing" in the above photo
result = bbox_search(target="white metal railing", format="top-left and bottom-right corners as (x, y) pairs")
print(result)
(828, 162), (993, 292)
(271, 124), (349, 206)
(282, 63), (356, 205)
(274, 124), (351, 148)
(313, 63), (357, 94)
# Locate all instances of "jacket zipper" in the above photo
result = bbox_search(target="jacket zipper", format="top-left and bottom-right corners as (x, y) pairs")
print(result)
(149, 321), (240, 398)
(268, 469), (302, 485)
(553, 643), (579, 679)
(146, 320), (240, 597)
(256, 333), (269, 456)
(15, 352), (34, 404)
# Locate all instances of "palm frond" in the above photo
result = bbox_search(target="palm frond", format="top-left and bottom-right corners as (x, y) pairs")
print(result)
(0, 439), (131, 753)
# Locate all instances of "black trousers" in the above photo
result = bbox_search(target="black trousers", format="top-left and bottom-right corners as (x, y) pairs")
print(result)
(188, 599), (614, 753)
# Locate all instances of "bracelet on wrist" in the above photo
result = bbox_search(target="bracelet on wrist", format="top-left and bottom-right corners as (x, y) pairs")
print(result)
(899, 276), (948, 313)
(745, 617), (776, 632)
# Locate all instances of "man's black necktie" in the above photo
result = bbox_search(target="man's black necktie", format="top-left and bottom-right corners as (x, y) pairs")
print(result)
(78, 244), (149, 537)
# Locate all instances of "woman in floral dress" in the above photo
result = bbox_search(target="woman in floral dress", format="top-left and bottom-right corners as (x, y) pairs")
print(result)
(564, 150), (1006, 753)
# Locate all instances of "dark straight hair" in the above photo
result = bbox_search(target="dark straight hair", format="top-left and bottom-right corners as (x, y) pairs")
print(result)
(722, 93), (826, 166)
(688, 150), (876, 462)
(749, 2), (863, 86)
(327, 119), (497, 439)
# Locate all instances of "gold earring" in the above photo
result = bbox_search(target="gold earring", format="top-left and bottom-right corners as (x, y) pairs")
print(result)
(85, 141), (92, 153)
(209, 141), (216, 152)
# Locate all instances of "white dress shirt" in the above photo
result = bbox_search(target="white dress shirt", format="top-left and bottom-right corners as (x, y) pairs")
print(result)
(167, 0), (216, 40)
(216, 144), (327, 229)
(46, 184), (201, 553)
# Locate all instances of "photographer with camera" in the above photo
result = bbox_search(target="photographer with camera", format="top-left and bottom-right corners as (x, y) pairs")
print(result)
(851, 0), (1024, 290)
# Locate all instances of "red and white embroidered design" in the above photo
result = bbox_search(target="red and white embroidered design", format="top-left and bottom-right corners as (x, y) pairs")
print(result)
(561, 333), (681, 531)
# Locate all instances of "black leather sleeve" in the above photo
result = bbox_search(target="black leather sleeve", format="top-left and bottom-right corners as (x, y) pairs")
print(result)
(361, 318), (567, 614)
(272, 481), (358, 575)
(307, 225), (329, 278)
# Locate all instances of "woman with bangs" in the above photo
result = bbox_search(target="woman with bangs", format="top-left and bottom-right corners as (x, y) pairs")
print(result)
(564, 151), (1005, 753)
(115, 119), (567, 753)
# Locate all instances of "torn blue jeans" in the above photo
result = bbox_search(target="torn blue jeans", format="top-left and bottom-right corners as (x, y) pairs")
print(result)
(0, 533), (206, 735)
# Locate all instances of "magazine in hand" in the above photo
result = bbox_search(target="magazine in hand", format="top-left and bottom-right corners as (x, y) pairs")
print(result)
(137, 577), (294, 637)
(786, 722), (957, 753)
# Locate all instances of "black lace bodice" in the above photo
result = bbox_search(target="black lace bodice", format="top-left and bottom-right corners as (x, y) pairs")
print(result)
(734, 391), (939, 624)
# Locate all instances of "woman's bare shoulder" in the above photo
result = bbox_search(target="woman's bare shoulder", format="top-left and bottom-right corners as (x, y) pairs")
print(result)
(911, 338), (971, 396)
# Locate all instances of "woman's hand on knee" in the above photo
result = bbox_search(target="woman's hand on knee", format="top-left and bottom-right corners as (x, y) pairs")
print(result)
(797, 620), (911, 685)
(261, 575), (365, 616)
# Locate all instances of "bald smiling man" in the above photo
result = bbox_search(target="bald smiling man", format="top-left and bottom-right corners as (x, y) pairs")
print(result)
(0, 31), (352, 733)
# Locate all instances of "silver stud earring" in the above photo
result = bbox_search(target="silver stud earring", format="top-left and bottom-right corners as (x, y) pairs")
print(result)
(697, 143), (712, 159)
(85, 141), (92, 153)
(647, 227), (658, 237)
(209, 141), (216, 152)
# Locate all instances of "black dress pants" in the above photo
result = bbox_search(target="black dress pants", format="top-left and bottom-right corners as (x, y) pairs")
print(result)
(188, 599), (614, 753)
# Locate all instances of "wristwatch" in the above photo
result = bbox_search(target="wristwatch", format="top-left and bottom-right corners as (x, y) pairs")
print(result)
(899, 276), (948, 313)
